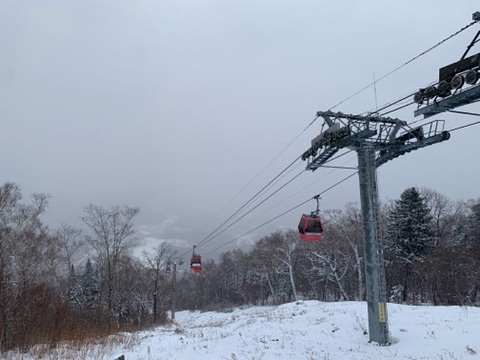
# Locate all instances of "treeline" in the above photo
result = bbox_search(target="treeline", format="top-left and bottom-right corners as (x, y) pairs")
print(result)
(1, 182), (479, 352)
(0, 183), (172, 352)
(174, 187), (480, 310)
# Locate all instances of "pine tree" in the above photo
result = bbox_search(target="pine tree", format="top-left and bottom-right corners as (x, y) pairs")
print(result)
(385, 187), (435, 302)
(468, 201), (480, 240)
(386, 187), (435, 263)
(67, 264), (82, 309)
(81, 258), (99, 318)
(466, 200), (480, 264)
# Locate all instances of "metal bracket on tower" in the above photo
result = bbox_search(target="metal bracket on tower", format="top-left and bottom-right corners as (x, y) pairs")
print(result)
(376, 120), (450, 167)
(414, 84), (480, 118)
(414, 12), (480, 118)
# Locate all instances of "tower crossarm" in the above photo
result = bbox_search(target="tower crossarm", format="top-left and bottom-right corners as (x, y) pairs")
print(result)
(303, 113), (450, 170)
(375, 120), (450, 167)
(317, 111), (407, 126)
(306, 147), (340, 171)
(303, 126), (377, 171)
(303, 111), (405, 171)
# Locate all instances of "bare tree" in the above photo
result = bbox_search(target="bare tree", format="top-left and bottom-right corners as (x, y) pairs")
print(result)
(82, 204), (140, 313)
(272, 231), (299, 301)
(143, 243), (171, 323)
(420, 187), (467, 245)
(0, 183), (53, 349)
(55, 224), (84, 274)
(310, 249), (350, 301)
(326, 205), (365, 300)
(0, 183), (23, 348)
(249, 231), (300, 304)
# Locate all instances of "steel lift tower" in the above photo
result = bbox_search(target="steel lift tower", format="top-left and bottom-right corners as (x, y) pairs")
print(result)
(302, 11), (479, 345)
(301, 112), (450, 344)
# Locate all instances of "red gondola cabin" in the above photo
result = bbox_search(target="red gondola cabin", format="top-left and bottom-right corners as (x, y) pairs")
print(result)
(190, 254), (202, 273)
(298, 214), (323, 242)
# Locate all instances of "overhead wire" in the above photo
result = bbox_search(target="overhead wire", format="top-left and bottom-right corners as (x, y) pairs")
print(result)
(447, 109), (480, 117)
(356, 78), (438, 123)
(237, 150), (353, 218)
(175, 155), (304, 260)
(371, 92), (415, 115)
(448, 120), (480, 132)
(219, 20), (473, 235)
(177, 149), (357, 263)
(195, 169), (306, 249)
(196, 117), (317, 231)
(233, 151), (358, 231)
(360, 77), (439, 117)
(375, 19), (479, 120)
(189, 115), (319, 237)
(182, 17), (480, 263)
(176, 170), (306, 262)
(380, 101), (415, 116)
(203, 200), (310, 256)
(175, 118), (331, 261)
(189, 113), (320, 250)
(206, 154), (358, 254)
(225, 115), (320, 200)
(196, 81), (443, 259)
(195, 156), (302, 247)
(446, 109), (480, 132)
(329, 18), (479, 112)
(197, 148), (358, 249)
(200, 157), (305, 235)
(242, 153), (358, 230)
(251, 161), (305, 206)
(180, 118), (325, 259)
(202, 95), (479, 258)
(203, 171), (359, 256)
(291, 154), (357, 198)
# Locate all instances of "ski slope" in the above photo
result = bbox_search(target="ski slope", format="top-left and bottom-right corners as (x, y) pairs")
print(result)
(7, 300), (480, 359)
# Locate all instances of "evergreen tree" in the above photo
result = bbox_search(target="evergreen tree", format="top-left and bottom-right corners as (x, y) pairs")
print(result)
(81, 258), (99, 318)
(386, 187), (435, 263)
(67, 264), (82, 309)
(467, 200), (480, 241)
(466, 200), (480, 268)
(385, 187), (435, 302)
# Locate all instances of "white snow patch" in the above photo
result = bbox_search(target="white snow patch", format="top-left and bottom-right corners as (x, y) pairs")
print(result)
(8, 301), (480, 359)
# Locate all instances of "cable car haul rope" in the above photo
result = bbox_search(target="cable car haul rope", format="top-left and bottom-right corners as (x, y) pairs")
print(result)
(175, 12), (480, 269)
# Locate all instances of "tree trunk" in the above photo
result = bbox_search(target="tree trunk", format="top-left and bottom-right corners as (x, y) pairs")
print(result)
(403, 264), (410, 303)
(287, 263), (298, 301)
(264, 273), (277, 305)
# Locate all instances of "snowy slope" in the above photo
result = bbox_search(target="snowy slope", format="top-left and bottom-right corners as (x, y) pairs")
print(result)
(7, 301), (480, 360)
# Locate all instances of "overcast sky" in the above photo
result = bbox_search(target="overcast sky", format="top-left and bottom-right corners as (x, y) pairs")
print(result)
(1, 1), (480, 259)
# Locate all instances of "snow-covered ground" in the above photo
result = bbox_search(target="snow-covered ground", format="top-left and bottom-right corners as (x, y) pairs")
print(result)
(5, 301), (480, 359)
